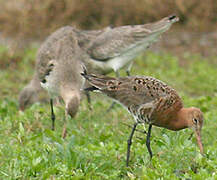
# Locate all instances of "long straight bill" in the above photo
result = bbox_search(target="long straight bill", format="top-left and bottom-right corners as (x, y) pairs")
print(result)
(195, 130), (203, 154)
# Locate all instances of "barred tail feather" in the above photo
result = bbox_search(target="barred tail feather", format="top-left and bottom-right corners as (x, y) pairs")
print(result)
(81, 71), (115, 90)
(83, 86), (99, 92)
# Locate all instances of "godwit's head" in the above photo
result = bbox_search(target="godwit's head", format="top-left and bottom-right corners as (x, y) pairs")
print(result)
(187, 107), (204, 154)
(60, 87), (81, 118)
(18, 86), (38, 111)
(144, 14), (179, 33)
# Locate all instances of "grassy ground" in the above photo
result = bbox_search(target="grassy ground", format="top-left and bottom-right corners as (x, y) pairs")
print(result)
(0, 45), (217, 179)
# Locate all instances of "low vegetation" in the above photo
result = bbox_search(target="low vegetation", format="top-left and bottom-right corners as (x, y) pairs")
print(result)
(0, 46), (217, 179)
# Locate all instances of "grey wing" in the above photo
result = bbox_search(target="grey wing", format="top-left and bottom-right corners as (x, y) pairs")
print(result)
(76, 27), (111, 50)
(37, 31), (83, 84)
(87, 25), (153, 61)
(36, 40), (62, 83)
(35, 27), (74, 82)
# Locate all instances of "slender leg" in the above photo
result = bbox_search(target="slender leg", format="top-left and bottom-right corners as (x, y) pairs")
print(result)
(50, 99), (55, 131)
(115, 70), (120, 78)
(146, 124), (153, 159)
(121, 122), (147, 134)
(106, 102), (116, 112)
(126, 70), (131, 76)
(85, 91), (92, 110)
(126, 62), (133, 76)
(62, 112), (67, 138)
(126, 123), (138, 167)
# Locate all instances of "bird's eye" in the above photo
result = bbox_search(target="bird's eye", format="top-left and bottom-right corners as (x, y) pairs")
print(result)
(193, 118), (198, 124)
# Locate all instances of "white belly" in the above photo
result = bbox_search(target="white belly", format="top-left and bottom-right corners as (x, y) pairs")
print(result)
(40, 72), (60, 98)
(91, 33), (159, 72)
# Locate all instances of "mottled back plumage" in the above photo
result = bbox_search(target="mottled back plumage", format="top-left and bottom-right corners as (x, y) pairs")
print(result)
(82, 73), (183, 127)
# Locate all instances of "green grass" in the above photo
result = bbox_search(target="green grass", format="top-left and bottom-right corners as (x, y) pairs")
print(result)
(0, 46), (217, 179)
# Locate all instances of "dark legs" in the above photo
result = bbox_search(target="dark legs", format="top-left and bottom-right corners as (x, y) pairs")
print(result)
(50, 98), (66, 137)
(126, 123), (138, 167)
(50, 99), (55, 130)
(126, 62), (133, 76)
(126, 123), (153, 166)
(106, 102), (116, 112)
(146, 124), (153, 159)
(84, 91), (92, 110)
(126, 70), (130, 76)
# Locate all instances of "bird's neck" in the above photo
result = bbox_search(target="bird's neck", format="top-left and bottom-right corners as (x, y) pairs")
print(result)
(169, 108), (190, 131)
(30, 74), (43, 91)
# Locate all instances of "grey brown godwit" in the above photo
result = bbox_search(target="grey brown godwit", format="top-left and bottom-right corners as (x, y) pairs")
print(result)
(81, 71), (204, 166)
(84, 15), (179, 76)
(20, 30), (84, 137)
(18, 26), (107, 112)
(39, 34), (85, 138)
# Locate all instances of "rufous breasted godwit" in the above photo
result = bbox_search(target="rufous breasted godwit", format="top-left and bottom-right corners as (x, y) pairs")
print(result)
(81, 71), (204, 166)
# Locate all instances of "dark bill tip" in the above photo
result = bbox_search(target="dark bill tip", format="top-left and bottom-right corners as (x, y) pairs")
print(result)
(83, 86), (99, 92)
(168, 15), (177, 21)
